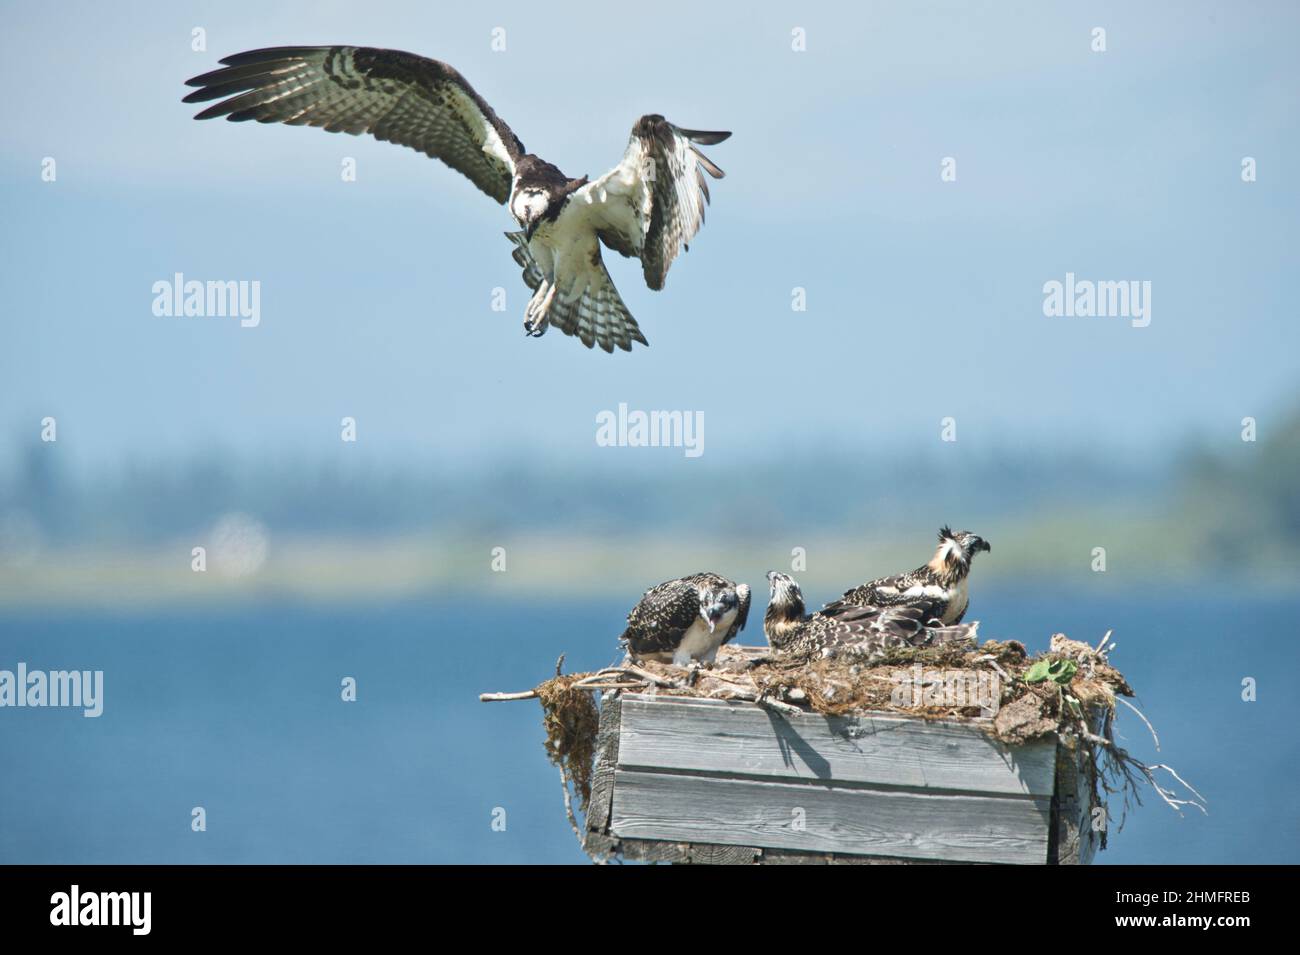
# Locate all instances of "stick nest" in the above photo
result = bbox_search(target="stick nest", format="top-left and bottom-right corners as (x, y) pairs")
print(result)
(485, 630), (1204, 852)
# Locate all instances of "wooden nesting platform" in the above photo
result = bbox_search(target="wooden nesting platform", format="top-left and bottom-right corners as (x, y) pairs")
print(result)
(583, 692), (1098, 865)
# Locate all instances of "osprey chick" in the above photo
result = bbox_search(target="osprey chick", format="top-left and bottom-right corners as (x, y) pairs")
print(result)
(620, 573), (750, 666)
(184, 46), (730, 353)
(820, 527), (991, 625)
(764, 572), (977, 661)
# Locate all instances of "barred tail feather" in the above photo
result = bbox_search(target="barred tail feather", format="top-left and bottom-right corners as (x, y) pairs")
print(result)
(505, 230), (543, 291)
(548, 261), (648, 353)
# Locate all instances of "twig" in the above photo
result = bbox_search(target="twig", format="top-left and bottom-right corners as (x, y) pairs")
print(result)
(757, 695), (804, 717)
(1116, 695), (1160, 751)
(972, 654), (1012, 683)
(1075, 719), (1112, 749)
(479, 689), (540, 702)
(707, 683), (803, 716)
(1150, 763), (1207, 808)
(555, 653), (566, 677)
(700, 670), (752, 687)
(556, 764), (598, 861)
(621, 663), (684, 689)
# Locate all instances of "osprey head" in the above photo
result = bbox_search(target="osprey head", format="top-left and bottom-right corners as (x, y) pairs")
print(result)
(699, 586), (740, 633)
(931, 527), (991, 578)
(510, 155), (575, 239)
(510, 186), (550, 239)
(765, 571), (806, 620)
(766, 570), (802, 606)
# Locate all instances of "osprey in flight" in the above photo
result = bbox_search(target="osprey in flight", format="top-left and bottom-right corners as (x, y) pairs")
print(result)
(820, 527), (991, 625)
(183, 46), (731, 353)
(620, 573), (750, 666)
(764, 572), (977, 661)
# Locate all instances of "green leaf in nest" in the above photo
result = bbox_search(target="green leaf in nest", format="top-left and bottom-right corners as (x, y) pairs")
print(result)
(1024, 659), (1052, 683)
(1048, 659), (1079, 684)
(1024, 658), (1079, 685)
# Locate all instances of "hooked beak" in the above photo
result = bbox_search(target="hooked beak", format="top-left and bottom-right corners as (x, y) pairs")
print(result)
(524, 219), (539, 241)
(975, 538), (991, 553)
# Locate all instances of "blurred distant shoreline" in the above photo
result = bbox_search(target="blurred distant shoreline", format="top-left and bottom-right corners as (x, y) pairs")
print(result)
(1, 520), (1296, 610)
(2, 407), (1297, 609)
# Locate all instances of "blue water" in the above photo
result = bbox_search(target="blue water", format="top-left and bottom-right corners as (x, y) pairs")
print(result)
(1, 589), (1296, 864)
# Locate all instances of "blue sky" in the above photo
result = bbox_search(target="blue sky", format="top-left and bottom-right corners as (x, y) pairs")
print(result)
(2, 0), (1298, 476)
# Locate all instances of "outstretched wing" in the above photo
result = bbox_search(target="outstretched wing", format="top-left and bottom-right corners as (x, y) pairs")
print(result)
(570, 115), (729, 290)
(184, 46), (524, 203)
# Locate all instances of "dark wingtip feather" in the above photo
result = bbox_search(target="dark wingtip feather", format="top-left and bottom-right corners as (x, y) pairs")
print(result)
(680, 129), (731, 146)
(218, 46), (328, 67)
(182, 82), (247, 104)
(192, 101), (235, 121)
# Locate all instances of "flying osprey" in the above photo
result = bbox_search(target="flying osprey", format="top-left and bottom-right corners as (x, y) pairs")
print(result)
(183, 46), (731, 353)
(620, 573), (750, 666)
(820, 527), (991, 625)
(765, 572), (977, 661)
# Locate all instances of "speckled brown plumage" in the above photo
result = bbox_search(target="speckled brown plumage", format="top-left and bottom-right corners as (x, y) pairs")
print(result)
(621, 572), (750, 664)
(765, 572), (977, 662)
(821, 527), (991, 625)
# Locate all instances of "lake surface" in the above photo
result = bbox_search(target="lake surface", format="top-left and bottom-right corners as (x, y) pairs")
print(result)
(1, 589), (1296, 864)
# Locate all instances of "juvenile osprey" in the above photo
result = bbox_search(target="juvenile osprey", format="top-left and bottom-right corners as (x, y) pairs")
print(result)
(620, 573), (750, 666)
(765, 572), (977, 661)
(183, 46), (731, 353)
(820, 527), (991, 625)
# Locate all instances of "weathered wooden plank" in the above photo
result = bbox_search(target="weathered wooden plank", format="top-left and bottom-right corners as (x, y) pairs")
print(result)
(1050, 734), (1100, 865)
(585, 694), (622, 834)
(618, 695), (1056, 797)
(617, 838), (691, 864)
(610, 769), (1052, 864)
(689, 843), (760, 864)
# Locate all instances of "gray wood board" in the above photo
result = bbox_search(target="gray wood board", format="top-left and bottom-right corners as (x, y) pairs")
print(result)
(618, 694), (1056, 796)
(610, 769), (1052, 864)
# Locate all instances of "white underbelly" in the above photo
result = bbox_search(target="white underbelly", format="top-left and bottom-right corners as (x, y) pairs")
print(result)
(943, 578), (970, 624)
(672, 608), (737, 665)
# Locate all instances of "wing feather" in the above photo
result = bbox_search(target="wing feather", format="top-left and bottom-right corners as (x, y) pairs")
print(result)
(571, 115), (729, 290)
(185, 46), (524, 203)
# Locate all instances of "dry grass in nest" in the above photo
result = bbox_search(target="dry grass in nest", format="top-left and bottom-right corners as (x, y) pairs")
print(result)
(535, 672), (600, 809)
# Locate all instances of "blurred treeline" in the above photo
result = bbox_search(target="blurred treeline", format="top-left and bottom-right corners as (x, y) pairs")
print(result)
(1, 407), (1297, 581)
